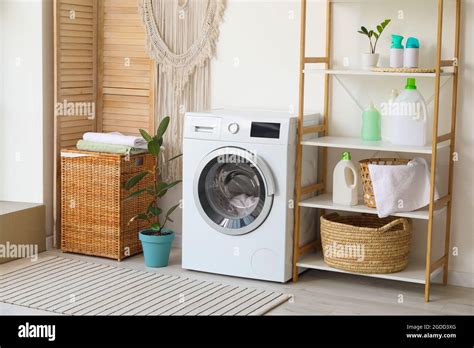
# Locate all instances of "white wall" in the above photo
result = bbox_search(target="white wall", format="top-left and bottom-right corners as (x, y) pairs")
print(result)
(162, 0), (473, 286)
(0, 1), (5, 193)
(0, 0), (54, 241)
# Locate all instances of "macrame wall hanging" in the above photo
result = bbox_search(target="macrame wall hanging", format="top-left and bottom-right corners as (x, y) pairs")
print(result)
(139, 0), (226, 180)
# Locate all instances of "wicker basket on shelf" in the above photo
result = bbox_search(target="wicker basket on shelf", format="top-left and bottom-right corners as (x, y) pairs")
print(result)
(320, 213), (411, 274)
(359, 158), (410, 208)
(60, 148), (156, 261)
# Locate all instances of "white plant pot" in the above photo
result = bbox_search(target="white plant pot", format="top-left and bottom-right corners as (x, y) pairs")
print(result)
(361, 53), (380, 70)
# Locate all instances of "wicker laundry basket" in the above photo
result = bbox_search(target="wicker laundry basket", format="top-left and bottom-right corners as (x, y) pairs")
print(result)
(60, 148), (156, 261)
(359, 158), (410, 208)
(320, 213), (411, 274)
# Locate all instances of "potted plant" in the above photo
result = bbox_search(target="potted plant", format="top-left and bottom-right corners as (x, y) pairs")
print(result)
(358, 19), (391, 69)
(124, 116), (182, 268)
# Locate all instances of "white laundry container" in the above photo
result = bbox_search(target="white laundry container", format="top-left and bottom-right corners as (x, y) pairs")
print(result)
(390, 78), (431, 147)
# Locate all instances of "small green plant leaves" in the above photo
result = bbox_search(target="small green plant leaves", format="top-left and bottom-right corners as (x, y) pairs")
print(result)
(148, 205), (162, 217)
(128, 213), (149, 225)
(381, 19), (391, 28)
(166, 203), (180, 219)
(157, 180), (182, 197)
(358, 19), (391, 54)
(124, 171), (148, 190)
(124, 188), (147, 201)
(151, 222), (161, 231)
(147, 138), (160, 156)
(139, 129), (152, 142)
(124, 117), (181, 233)
(156, 116), (170, 139)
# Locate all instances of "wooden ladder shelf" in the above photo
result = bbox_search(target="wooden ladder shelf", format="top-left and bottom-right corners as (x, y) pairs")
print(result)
(292, 0), (462, 303)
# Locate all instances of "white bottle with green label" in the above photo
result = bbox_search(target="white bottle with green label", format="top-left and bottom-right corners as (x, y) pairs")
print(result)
(333, 151), (359, 206)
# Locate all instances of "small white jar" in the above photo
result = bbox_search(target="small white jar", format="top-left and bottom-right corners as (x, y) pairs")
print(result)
(404, 48), (419, 68)
(390, 48), (404, 68)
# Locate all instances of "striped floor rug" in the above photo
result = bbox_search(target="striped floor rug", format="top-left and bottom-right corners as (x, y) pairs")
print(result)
(0, 257), (289, 316)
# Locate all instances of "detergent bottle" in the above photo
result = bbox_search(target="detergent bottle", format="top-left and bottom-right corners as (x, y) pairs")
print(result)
(333, 152), (359, 206)
(361, 102), (381, 141)
(391, 78), (430, 146)
(381, 89), (399, 142)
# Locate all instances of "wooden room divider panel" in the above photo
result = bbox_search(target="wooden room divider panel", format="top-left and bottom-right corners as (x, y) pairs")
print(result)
(55, 0), (98, 148)
(97, 0), (156, 135)
(53, 0), (156, 245)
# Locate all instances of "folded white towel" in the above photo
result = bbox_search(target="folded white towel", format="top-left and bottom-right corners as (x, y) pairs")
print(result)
(83, 132), (148, 149)
(368, 157), (439, 218)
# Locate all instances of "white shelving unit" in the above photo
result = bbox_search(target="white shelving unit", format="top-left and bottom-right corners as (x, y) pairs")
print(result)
(297, 253), (443, 285)
(292, 0), (462, 302)
(299, 193), (447, 221)
(304, 68), (454, 77)
(301, 136), (450, 154)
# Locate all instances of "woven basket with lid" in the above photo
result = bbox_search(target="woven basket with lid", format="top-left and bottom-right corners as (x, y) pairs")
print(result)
(60, 148), (156, 261)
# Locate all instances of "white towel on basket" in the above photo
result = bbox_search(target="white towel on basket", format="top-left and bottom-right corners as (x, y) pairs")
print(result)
(83, 132), (148, 149)
(368, 157), (439, 218)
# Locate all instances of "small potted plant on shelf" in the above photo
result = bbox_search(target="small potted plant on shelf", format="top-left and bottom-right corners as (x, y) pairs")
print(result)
(125, 116), (182, 268)
(358, 19), (391, 69)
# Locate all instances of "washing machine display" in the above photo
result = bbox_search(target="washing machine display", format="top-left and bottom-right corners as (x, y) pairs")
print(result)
(194, 147), (274, 236)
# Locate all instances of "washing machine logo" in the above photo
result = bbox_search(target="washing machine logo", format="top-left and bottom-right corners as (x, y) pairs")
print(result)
(217, 149), (258, 164)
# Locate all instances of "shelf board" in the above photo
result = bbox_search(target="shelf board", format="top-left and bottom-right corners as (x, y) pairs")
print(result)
(303, 68), (453, 77)
(301, 136), (450, 154)
(297, 252), (442, 284)
(299, 193), (446, 220)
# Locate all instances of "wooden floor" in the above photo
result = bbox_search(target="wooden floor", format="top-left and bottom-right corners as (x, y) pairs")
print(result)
(1, 249), (473, 316)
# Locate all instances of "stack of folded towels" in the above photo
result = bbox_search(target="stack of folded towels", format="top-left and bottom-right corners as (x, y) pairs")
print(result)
(77, 132), (148, 155)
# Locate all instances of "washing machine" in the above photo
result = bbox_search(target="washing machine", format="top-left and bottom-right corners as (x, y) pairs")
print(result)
(182, 109), (319, 282)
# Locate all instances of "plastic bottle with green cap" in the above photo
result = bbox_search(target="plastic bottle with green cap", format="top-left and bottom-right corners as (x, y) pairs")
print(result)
(333, 151), (359, 206)
(390, 34), (404, 68)
(391, 78), (430, 146)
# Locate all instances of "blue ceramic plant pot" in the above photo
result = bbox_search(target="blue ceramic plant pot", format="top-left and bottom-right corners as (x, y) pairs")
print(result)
(139, 229), (175, 268)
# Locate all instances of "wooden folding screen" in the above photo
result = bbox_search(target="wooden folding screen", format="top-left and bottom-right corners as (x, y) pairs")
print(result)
(97, 0), (156, 135)
(54, 0), (156, 245)
(55, 0), (98, 148)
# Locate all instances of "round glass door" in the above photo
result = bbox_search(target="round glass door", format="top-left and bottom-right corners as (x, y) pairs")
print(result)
(194, 147), (274, 235)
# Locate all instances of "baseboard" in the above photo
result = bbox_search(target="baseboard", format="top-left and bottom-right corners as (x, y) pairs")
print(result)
(45, 235), (54, 251)
(432, 269), (474, 288)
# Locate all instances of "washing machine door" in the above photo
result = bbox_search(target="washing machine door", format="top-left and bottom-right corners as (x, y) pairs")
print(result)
(194, 147), (275, 236)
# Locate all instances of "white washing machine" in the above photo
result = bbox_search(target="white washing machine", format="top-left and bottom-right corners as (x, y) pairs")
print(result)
(182, 109), (318, 282)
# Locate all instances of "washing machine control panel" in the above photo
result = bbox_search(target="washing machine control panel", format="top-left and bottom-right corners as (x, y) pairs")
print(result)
(228, 123), (240, 134)
(184, 111), (296, 145)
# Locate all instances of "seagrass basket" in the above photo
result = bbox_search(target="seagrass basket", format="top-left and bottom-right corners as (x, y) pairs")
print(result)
(359, 158), (410, 208)
(320, 213), (411, 274)
(60, 148), (156, 261)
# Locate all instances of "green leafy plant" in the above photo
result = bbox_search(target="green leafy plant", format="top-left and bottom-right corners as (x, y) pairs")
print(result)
(124, 116), (182, 235)
(358, 19), (391, 54)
